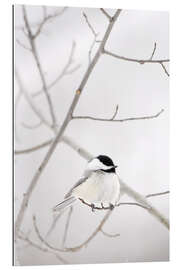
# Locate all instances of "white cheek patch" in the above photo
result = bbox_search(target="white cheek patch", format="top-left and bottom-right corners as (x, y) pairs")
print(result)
(87, 158), (112, 171)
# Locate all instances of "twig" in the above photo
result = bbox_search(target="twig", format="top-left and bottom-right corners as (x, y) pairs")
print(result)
(62, 206), (73, 247)
(72, 109), (164, 122)
(83, 12), (101, 65)
(18, 233), (68, 264)
(149, 42), (157, 60)
(103, 49), (169, 76)
(100, 229), (120, 238)
(146, 190), (170, 198)
(160, 62), (169, 76)
(100, 8), (112, 21)
(83, 12), (98, 37)
(32, 41), (80, 98)
(15, 9), (122, 239)
(45, 211), (65, 238)
(21, 120), (43, 130)
(16, 39), (32, 51)
(33, 211), (112, 252)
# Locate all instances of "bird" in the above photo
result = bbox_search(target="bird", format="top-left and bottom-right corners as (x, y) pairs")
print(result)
(53, 155), (121, 212)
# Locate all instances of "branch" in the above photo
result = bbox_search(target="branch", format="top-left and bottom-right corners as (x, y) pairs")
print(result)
(62, 206), (73, 246)
(100, 8), (112, 21)
(32, 41), (81, 98)
(103, 49), (169, 76)
(21, 120), (43, 130)
(33, 211), (112, 252)
(146, 190), (169, 199)
(160, 62), (169, 77)
(149, 42), (157, 60)
(83, 12), (101, 65)
(18, 233), (68, 264)
(33, 7), (67, 39)
(15, 9), (122, 239)
(22, 5), (57, 127)
(72, 108), (164, 122)
(100, 229), (120, 238)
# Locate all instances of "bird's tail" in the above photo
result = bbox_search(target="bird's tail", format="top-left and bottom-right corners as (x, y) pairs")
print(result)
(53, 196), (77, 212)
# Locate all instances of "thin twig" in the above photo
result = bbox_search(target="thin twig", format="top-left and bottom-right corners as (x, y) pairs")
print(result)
(149, 42), (157, 60)
(83, 12), (101, 65)
(100, 229), (120, 238)
(21, 120), (43, 130)
(146, 190), (170, 198)
(45, 211), (65, 238)
(72, 109), (164, 122)
(16, 39), (32, 51)
(160, 62), (169, 76)
(62, 206), (73, 247)
(103, 49), (169, 76)
(100, 8), (112, 21)
(32, 41), (80, 98)
(33, 211), (112, 252)
(18, 233), (68, 264)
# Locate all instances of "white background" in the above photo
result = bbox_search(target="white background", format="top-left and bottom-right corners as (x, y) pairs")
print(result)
(0, 0), (180, 270)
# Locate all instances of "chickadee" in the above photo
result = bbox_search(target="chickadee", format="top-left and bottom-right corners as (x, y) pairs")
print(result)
(53, 155), (121, 212)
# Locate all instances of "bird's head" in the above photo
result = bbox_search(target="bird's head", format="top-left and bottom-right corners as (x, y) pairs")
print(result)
(87, 155), (117, 173)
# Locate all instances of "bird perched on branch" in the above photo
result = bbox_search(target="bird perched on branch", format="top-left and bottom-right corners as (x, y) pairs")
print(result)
(53, 155), (121, 212)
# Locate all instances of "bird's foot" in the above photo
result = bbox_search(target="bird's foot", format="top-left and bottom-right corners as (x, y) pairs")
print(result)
(101, 203), (105, 209)
(109, 203), (115, 210)
(91, 203), (95, 212)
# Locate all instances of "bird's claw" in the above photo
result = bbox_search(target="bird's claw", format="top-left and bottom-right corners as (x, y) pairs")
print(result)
(91, 203), (95, 212)
(109, 204), (115, 210)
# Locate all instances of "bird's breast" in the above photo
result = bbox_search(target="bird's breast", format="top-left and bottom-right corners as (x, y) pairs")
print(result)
(72, 172), (120, 205)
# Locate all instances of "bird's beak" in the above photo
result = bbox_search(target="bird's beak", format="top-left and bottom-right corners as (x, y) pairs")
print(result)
(112, 165), (118, 169)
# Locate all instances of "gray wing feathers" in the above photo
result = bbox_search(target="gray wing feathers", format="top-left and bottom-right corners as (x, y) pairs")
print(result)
(53, 196), (76, 211)
(65, 176), (88, 198)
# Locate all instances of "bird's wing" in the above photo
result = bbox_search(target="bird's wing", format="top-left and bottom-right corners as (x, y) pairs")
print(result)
(64, 176), (88, 198)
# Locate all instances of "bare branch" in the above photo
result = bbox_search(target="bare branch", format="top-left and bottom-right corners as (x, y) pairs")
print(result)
(16, 39), (32, 52)
(32, 41), (80, 98)
(62, 206), (73, 247)
(15, 9), (122, 239)
(100, 8), (112, 21)
(45, 211), (65, 238)
(83, 12), (101, 65)
(146, 190), (170, 199)
(18, 233), (68, 264)
(160, 62), (169, 76)
(100, 229), (120, 238)
(33, 211), (112, 252)
(103, 49), (169, 64)
(149, 42), (157, 60)
(72, 108), (164, 122)
(83, 12), (98, 37)
(103, 49), (169, 76)
(21, 120), (43, 130)
(33, 7), (67, 39)
(22, 5), (57, 127)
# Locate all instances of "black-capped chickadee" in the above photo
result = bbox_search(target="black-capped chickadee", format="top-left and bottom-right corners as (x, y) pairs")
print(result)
(53, 155), (121, 212)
